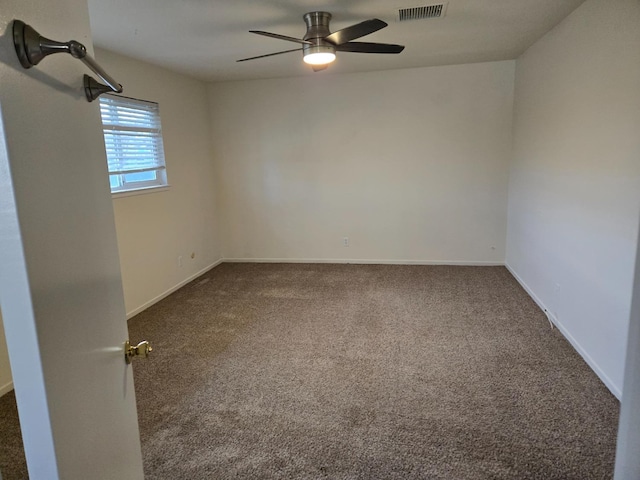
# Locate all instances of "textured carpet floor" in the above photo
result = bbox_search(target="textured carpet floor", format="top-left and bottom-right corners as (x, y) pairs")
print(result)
(0, 264), (620, 479)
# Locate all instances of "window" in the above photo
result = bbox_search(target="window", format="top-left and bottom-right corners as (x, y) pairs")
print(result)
(99, 94), (168, 194)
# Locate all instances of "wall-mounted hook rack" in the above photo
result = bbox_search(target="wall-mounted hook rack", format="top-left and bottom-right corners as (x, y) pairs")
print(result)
(13, 20), (123, 101)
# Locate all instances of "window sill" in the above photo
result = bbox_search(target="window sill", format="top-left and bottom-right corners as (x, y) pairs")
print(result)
(111, 185), (171, 199)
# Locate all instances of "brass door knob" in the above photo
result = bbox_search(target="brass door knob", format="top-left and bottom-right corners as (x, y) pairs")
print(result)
(124, 340), (153, 364)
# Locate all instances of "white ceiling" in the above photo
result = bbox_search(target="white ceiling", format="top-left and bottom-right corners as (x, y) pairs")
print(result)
(87, 0), (586, 83)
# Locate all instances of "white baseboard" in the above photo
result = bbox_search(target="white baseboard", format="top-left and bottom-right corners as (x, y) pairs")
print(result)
(505, 262), (621, 400)
(0, 381), (13, 397)
(126, 259), (223, 319)
(222, 258), (505, 266)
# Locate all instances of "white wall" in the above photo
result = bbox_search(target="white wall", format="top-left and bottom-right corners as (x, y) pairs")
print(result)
(208, 61), (515, 263)
(506, 0), (640, 397)
(94, 48), (222, 317)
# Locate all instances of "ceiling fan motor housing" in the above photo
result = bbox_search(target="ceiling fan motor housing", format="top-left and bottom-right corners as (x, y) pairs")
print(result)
(302, 11), (336, 56)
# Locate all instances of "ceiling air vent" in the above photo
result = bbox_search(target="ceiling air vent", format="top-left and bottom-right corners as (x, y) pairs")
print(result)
(398, 3), (447, 22)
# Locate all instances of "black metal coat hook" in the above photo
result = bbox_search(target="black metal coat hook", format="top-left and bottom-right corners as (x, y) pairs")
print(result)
(13, 20), (123, 101)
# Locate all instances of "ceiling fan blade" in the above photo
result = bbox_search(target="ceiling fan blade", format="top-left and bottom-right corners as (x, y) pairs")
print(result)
(336, 42), (405, 54)
(237, 48), (302, 62)
(312, 65), (328, 72)
(324, 19), (387, 45)
(250, 31), (312, 45)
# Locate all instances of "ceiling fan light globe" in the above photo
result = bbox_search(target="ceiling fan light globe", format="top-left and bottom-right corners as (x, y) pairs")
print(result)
(303, 52), (336, 65)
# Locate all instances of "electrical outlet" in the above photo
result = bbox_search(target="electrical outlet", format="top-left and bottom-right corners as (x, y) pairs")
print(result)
(178, 256), (183, 267)
(343, 237), (349, 247)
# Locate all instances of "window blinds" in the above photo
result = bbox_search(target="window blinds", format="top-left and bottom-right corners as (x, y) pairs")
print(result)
(99, 95), (166, 175)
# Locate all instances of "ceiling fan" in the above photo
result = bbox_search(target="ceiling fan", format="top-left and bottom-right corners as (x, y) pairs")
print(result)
(237, 12), (405, 72)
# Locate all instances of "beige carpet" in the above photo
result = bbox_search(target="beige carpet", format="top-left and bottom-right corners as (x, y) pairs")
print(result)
(0, 264), (620, 479)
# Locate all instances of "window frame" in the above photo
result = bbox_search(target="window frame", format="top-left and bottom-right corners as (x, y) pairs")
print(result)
(98, 93), (169, 195)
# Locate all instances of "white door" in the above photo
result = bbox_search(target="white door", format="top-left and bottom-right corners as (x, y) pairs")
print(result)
(0, 2), (144, 478)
